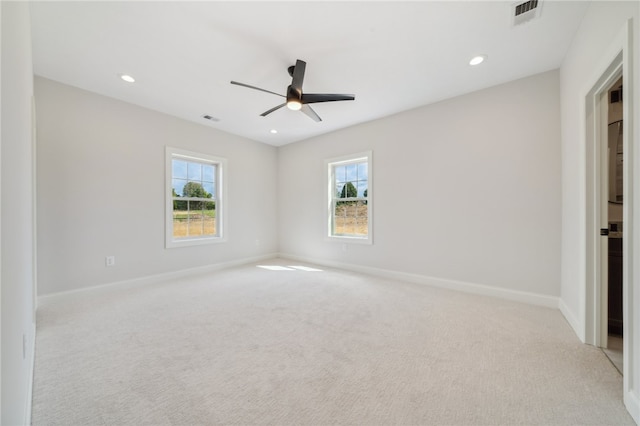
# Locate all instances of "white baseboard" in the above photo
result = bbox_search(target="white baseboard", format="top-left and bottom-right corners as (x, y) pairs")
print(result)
(558, 297), (585, 343)
(25, 322), (36, 426)
(625, 390), (640, 425)
(39, 253), (279, 301)
(41, 252), (561, 310)
(278, 253), (560, 309)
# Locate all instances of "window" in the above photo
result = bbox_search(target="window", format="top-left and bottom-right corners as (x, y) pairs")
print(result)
(326, 151), (372, 243)
(166, 147), (226, 248)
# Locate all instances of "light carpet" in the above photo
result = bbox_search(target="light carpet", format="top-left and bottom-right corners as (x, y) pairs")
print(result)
(32, 259), (634, 425)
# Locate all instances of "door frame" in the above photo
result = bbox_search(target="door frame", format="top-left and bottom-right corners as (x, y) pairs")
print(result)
(585, 54), (622, 348)
(590, 72), (622, 349)
(583, 19), (637, 421)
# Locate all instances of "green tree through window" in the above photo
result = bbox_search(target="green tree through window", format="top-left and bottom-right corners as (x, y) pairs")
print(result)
(340, 182), (358, 198)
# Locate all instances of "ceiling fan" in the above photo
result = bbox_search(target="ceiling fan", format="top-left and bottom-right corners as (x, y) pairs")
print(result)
(230, 59), (355, 122)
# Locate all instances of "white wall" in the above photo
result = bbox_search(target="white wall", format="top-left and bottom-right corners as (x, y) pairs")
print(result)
(1, 2), (36, 424)
(559, 1), (640, 422)
(35, 77), (278, 295)
(279, 70), (561, 299)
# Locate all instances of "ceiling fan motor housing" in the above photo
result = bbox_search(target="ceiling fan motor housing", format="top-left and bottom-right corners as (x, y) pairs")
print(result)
(287, 85), (302, 103)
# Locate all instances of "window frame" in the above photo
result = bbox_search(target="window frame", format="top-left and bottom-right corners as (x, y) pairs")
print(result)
(325, 151), (373, 244)
(165, 146), (227, 248)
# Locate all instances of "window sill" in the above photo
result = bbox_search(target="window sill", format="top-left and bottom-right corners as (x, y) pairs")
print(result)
(166, 235), (226, 249)
(325, 235), (372, 245)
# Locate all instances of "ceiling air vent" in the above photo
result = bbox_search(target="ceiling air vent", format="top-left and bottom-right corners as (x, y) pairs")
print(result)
(202, 114), (220, 122)
(511, 0), (542, 26)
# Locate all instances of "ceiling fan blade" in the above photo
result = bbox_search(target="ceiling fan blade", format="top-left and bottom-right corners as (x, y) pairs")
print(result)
(230, 81), (285, 98)
(260, 103), (287, 117)
(291, 59), (306, 93)
(301, 93), (355, 104)
(301, 104), (322, 122)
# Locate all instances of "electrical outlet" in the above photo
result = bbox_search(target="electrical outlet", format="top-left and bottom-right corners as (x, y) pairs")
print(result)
(105, 256), (115, 267)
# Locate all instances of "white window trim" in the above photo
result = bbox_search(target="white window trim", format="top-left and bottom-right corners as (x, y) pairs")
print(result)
(325, 151), (373, 244)
(165, 146), (227, 248)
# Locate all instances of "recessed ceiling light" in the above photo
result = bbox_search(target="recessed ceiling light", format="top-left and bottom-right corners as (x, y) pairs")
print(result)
(469, 55), (487, 66)
(270, 129), (278, 134)
(119, 74), (135, 83)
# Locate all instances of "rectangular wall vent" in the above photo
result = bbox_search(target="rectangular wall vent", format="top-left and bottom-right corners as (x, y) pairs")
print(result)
(515, 0), (538, 16)
(511, 0), (542, 26)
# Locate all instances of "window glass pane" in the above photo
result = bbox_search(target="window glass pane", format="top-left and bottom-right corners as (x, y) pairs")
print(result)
(191, 199), (204, 211)
(357, 181), (368, 198)
(173, 160), (188, 179)
(203, 182), (215, 198)
(355, 200), (368, 236)
(188, 211), (204, 236)
(344, 201), (356, 235)
(173, 196), (187, 211)
(173, 202), (188, 238)
(172, 178), (186, 197)
(358, 162), (368, 181)
(203, 164), (215, 183)
(335, 165), (346, 183)
(203, 201), (216, 236)
(335, 183), (344, 198)
(346, 164), (358, 182)
(334, 201), (348, 235)
(187, 162), (202, 181)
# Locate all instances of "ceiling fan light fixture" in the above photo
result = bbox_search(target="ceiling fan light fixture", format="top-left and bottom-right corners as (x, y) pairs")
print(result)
(286, 100), (302, 111)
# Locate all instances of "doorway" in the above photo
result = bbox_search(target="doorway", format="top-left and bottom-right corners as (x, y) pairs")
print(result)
(601, 77), (623, 374)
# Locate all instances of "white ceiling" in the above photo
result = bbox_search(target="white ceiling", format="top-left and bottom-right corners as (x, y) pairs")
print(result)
(29, 1), (590, 146)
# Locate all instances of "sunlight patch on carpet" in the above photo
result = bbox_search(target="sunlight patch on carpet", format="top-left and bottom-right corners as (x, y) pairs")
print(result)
(257, 265), (294, 271)
(256, 265), (323, 272)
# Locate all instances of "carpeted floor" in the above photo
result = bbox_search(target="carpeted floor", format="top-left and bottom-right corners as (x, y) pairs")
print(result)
(32, 259), (634, 425)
